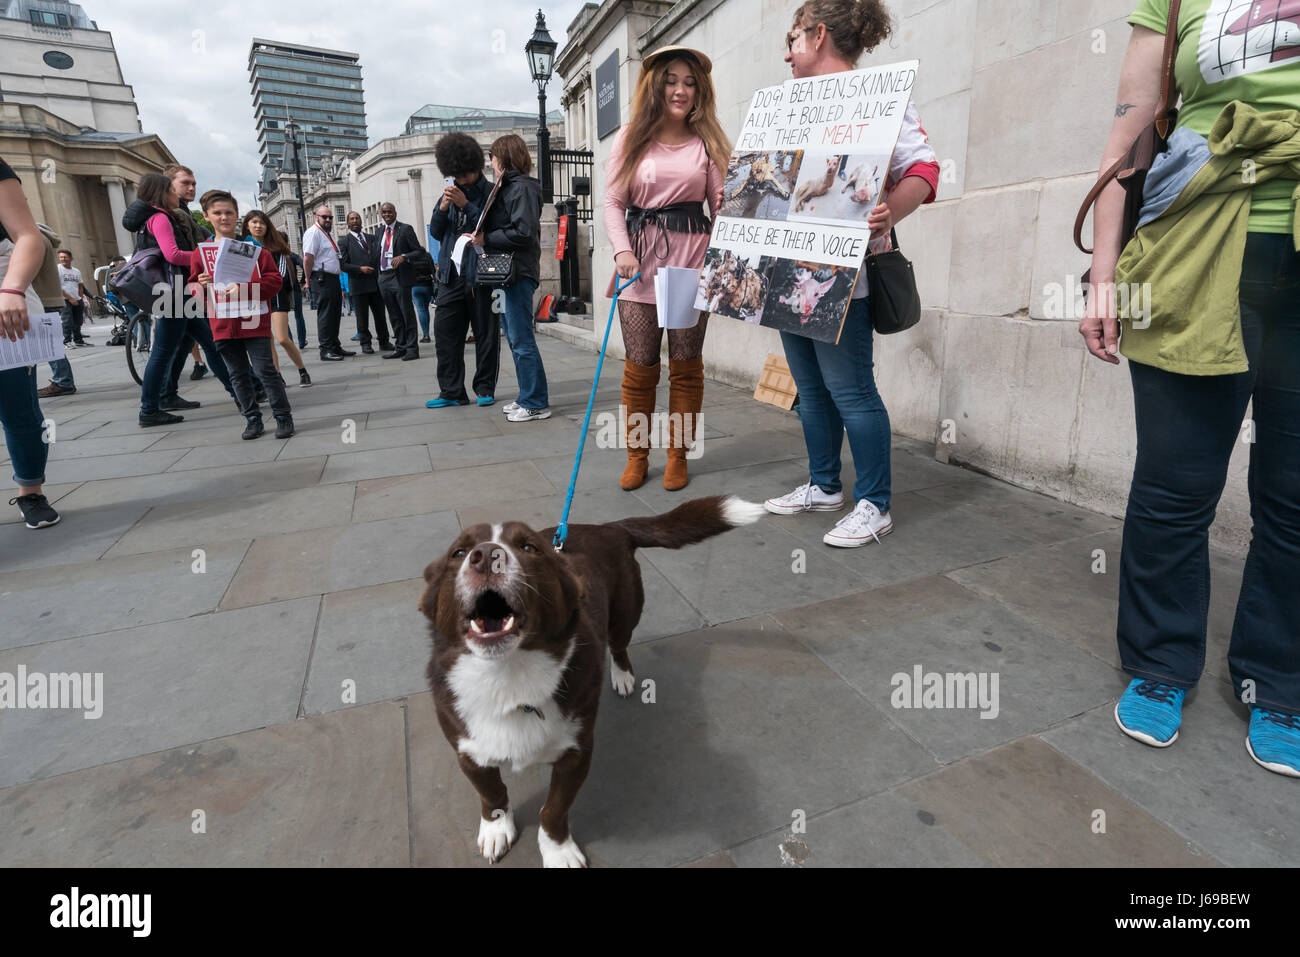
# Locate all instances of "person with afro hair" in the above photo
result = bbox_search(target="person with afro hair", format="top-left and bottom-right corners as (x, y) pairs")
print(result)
(424, 132), (500, 408)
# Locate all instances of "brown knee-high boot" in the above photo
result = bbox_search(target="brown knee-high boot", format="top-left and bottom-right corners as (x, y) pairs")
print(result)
(665, 356), (703, 491)
(620, 359), (660, 490)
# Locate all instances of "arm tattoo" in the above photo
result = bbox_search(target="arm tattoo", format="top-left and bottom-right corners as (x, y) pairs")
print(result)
(1115, 103), (1137, 117)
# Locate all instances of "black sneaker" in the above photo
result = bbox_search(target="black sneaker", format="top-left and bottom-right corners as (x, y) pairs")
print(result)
(10, 493), (60, 529)
(299, 368), (312, 387)
(274, 415), (295, 439)
(190, 363), (208, 380)
(242, 418), (264, 440)
(139, 410), (184, 427)
(160, 396), (201, 410)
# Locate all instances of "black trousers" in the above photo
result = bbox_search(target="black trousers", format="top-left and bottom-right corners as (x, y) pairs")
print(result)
(311, 272), (343, 354)
(379, 272), (418, 354)
(433, 283), (499, 401)
(352, 289), (391, 348)
(216, 337), (291, 421)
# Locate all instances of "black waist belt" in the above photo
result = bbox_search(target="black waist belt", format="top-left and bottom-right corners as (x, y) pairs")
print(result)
(625, 201), (711, 265)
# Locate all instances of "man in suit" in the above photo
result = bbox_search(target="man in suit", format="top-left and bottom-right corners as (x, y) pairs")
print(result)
(374, 202), (426, 360)
(339, 211), (392, 354)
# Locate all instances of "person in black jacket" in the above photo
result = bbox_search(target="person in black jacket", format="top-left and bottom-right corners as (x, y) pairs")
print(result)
(472, 134), (549, 421)
(339, 211), (392, 354)
(374, 202), (424, 360)
(425, 133), (499, 407)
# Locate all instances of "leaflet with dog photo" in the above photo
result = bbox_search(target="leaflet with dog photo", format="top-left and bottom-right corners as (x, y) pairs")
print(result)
(697, 60), (917, 343)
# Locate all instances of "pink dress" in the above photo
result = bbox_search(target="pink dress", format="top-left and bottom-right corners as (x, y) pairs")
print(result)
(603, 130), (724, 304)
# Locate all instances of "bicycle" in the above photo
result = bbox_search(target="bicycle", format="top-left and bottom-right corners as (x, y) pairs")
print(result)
(93, 295), (146, 385)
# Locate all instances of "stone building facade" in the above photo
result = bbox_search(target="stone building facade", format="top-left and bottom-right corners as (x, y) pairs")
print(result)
(555, 0), (1254, 549)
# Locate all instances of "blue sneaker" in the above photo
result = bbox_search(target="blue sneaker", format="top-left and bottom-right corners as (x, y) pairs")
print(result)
(476, 395), (495, 407)
(1114, 678), (1186, 747)
(425, 397), (466, 409)
(1246, 709), (1300, 778)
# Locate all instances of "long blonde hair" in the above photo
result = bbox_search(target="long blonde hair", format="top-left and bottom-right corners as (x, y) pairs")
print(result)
(614, 54), (731, 190)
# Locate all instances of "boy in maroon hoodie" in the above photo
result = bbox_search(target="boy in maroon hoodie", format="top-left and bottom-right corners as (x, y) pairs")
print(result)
(190, 190), (294, 439)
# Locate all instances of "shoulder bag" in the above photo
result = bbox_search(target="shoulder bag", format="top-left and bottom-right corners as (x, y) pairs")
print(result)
(471, 180), (517, 288)
(866, 229), (921, 335)
(1074, 0), (1181, 274)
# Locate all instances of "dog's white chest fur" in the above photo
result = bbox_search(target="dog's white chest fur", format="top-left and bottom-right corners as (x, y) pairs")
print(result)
(447, 642), (579, 772)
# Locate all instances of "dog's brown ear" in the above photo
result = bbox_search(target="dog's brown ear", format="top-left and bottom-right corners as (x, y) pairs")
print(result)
(551, 558), (583, 639)
(418, 556), (447, 620)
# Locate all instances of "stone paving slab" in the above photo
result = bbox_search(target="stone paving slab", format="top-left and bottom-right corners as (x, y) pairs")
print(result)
(0, 699), (410, 867)
(0, 324), (1280, 867)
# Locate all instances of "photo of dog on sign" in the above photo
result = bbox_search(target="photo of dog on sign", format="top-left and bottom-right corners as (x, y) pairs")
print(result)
(697, 248), (774, 324)
(720, 150), (802, 220)
(787, 152), (887, 225)
(760, 258), (856, 343)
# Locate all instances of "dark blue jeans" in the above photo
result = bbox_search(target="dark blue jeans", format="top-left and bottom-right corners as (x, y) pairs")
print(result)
(780, 296), (891, 511)
(140, 315), (232, 414)
(1119, 232), (1300, 716)
(412, 284), (432, 338)
(501, 278), (548, 409)
(0, 365), (47, 485)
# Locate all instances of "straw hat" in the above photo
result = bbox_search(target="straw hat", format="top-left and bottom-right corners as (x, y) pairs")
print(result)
(641, 45), (713, 75)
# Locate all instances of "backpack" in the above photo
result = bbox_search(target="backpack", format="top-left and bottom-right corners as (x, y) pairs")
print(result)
(107, 246), (168, 314)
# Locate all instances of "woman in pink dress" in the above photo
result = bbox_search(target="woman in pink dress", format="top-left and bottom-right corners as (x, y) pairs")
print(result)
(604, 46), (730, 491)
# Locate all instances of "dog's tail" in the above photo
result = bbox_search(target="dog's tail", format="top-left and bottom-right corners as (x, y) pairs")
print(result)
(611, 495), (765, 550)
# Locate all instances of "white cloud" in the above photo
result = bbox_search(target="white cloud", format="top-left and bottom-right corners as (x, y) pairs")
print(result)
(92, 0), (586, 212)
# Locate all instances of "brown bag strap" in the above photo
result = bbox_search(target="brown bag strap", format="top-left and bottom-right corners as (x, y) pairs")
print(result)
(1074, 0), (1182, 255)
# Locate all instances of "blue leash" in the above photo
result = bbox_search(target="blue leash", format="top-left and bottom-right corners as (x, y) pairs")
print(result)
(553, 272), (640, 550)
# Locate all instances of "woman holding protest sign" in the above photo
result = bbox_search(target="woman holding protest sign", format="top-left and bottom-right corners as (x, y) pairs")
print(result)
(762, 0), (939, 548)
(604, 45), (729, 491)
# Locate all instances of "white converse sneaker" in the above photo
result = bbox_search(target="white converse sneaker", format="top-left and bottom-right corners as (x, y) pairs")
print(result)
(764, 482), (845, 515)
(501, 401), (520, 415)
(507, 406), (551, 422)
(823, 499), (893, 547)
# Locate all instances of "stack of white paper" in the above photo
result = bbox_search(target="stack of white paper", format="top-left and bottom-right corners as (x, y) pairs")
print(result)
(654, 266), (702, 329)
(0, 312), (65, 372)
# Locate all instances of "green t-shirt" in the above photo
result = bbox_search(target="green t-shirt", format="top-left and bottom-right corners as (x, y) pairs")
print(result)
(1130, 0), (1300, 233)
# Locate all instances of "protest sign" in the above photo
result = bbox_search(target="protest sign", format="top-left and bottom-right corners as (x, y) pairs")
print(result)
(695, 60), (917, 343)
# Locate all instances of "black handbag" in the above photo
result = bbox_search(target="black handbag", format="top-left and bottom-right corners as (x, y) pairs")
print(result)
(474, 249), (516, 287)
(470, 179), (517, 288)
(865, 229), (921, 335)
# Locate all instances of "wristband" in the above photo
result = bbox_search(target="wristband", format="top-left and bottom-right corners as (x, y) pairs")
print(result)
(0, 288), (25, 296)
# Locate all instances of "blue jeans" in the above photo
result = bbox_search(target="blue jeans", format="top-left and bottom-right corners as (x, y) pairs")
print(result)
(412, 284), (433, 338)
(48, 357), (74, 389)
(292, 288), (307, 346)
(1119, 233), (1300, 716)
(0, 365), (47, 485)
(780, 296), (891, 511)
(140, 315), (232, 414)
(501, 278), (548, 409)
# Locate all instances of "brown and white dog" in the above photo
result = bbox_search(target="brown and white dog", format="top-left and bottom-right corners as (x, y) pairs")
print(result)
(420, 494), (764, 867)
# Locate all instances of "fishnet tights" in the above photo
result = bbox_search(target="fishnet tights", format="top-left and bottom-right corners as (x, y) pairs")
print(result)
(618, 299), (709, 366)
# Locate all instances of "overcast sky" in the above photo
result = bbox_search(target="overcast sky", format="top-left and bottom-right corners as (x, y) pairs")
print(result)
(93, 0), (588, 212)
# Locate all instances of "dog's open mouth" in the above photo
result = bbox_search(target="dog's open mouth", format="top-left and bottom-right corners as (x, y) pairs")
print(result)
(466, 588), (520, 643)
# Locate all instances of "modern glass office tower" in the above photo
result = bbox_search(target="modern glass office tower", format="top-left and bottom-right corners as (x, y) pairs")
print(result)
(248, 37), (368, 176)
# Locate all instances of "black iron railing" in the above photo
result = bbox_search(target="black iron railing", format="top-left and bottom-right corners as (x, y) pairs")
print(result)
(549, 148), (594, 222)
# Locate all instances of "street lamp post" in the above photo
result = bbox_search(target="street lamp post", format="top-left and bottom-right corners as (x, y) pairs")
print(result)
(525, 9), (558, 203)
(281, 117), (307, 245)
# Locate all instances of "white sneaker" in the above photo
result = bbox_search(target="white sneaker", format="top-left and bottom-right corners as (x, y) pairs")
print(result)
(506, 406), (551, 422)
(823, 499), (893, 548)
(764, 482), (845, 515)
(501, 401), (521, 415)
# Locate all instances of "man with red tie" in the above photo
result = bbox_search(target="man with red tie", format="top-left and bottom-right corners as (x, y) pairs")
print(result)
(339, 211), (392, 354)
(374, 201), (427, 361)
(301, 205), (352, 361)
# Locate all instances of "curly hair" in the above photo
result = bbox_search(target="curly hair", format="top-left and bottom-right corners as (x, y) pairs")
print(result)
(435, 132), (485, 177)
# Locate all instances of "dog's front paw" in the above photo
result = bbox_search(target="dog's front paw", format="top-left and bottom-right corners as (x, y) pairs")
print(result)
(477, 808), (517, 863)
(610, 657), (635, 697)
(539, 828), (588, 868)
